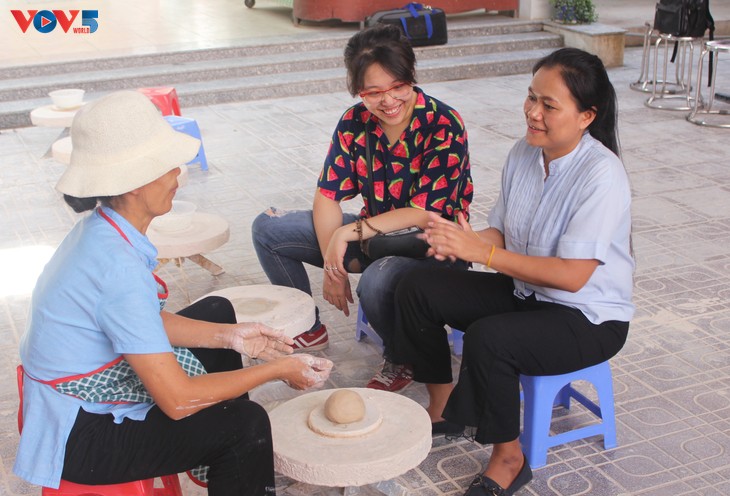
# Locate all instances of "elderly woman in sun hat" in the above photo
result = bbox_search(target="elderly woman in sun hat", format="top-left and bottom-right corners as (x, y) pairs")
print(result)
(14, 90), (333, 495)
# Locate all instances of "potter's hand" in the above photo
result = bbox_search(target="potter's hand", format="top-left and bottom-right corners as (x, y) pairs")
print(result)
(280, 353), (334, 390)
(225, 323), (294, 361)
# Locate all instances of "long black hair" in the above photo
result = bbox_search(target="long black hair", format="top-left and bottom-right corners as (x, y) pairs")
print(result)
(533, 47), (620, 156)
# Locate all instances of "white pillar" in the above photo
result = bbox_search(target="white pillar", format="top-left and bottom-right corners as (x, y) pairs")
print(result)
(519, 0), (551, 20)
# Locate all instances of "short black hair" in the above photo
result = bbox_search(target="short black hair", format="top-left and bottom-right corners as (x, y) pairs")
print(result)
(344, 24), (417, 97)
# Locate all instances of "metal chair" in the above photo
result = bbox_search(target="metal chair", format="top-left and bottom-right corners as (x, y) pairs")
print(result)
(645, 33), (703, 111)
(687, 39), (730, 128)
(631, 22), (658, 92)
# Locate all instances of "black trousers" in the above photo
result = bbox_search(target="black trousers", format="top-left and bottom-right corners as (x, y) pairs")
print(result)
(393, 269), (629, 445)
(61, 297), (276, 496)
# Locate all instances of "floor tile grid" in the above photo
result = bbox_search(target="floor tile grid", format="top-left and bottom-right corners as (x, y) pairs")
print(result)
(1, 46), (729, 495)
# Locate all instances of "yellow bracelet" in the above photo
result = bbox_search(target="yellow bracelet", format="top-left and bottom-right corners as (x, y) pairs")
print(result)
(487, 244), (496, 268)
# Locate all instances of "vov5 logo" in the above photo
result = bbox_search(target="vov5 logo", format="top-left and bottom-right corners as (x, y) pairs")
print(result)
(11, 10), (99, 34)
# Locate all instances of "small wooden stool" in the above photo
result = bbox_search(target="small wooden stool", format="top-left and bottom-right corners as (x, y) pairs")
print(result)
(148, 212), (229, 276)
(52, 136), (73, 164)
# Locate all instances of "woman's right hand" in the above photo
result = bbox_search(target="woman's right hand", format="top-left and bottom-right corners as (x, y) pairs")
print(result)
(424, 211), (484, 262)
(277, 353), (333, 390)
(322, 227), (354, 316)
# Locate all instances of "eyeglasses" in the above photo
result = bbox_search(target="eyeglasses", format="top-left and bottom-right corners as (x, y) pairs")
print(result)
(359, 83), (412, 103)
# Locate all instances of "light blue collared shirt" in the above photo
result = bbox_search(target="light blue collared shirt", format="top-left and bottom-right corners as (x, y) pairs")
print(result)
(488, 133), (635, 324)
(14, 207), (173, 488)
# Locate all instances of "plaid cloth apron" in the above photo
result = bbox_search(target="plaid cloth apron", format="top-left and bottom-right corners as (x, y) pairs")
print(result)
(31, 208), (211, 484)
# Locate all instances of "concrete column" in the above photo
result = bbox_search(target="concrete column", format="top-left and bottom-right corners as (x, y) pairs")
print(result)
(519, 0), (551, 20)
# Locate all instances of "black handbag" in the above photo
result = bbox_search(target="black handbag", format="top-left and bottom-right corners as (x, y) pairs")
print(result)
(360, 129), (429, 260)
(366, 3), (448, 47)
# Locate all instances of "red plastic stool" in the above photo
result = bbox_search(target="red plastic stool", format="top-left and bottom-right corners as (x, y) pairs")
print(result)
(16, 366), (183, 496)
(42, 475), (182, 496)
(137, 87), (181, 116)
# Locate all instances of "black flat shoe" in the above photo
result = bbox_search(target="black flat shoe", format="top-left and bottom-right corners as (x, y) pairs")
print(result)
(463, 455), (532, 496)
(464, 475), (506, 496)
(431, 419), (465, 436)
(505, 456), (532, 496)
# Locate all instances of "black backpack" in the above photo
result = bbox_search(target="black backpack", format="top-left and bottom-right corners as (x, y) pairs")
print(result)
(653, 0), (714, 38)
(653, 0), (715, 83)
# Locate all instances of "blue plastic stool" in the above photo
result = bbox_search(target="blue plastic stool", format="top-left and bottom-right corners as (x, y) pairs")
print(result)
(519, 360), (617, 468)
(450, 328), (464, 355)
(163, 115), (209, 171)
(355, 303), (463, 356)
(355, 304), (384, 348)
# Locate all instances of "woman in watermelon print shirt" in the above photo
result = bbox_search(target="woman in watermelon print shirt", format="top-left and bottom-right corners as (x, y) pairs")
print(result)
(392, 48), (634, 496)
(252, 24), (474, 391)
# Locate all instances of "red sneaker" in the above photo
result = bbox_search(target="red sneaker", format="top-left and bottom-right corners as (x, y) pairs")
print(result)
(291, 324), (329, 351)
(366, 361), (413, 392)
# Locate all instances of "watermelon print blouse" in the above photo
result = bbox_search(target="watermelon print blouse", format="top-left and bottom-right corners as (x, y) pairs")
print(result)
(317, 87), (473, 221)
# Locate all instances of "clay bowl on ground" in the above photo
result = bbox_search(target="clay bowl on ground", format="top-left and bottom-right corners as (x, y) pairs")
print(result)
(48, 89), (85, 110)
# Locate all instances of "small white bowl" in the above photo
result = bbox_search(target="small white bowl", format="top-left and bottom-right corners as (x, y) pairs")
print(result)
(48, 89), (85, 110)
(150, 200), (197, 233)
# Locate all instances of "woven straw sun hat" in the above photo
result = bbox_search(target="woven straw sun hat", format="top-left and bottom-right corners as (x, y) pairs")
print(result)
(56, 90), (200, 198)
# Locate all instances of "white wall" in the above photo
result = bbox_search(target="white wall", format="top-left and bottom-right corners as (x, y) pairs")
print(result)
(519, 0), (551, 19)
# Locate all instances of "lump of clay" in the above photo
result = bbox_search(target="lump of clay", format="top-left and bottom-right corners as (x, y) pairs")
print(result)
(324, 389), (366, 424)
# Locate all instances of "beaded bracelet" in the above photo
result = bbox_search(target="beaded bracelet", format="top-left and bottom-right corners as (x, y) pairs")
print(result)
(362, 217), (383, 235)
(355, 218), (363, 248)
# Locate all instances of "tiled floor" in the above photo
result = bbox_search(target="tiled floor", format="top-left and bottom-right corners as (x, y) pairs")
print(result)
(2, 1), (730, 495)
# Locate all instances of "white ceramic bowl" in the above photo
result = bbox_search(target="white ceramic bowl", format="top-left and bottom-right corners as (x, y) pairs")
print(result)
(150, 200), (197, 233)
(48, 89), (85, 110)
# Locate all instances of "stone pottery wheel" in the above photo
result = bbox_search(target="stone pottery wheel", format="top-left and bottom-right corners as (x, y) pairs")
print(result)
(269, 387), (432, 487)
(201, 285), (315, 338)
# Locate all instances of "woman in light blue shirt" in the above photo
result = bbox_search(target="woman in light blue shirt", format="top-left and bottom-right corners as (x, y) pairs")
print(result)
(15, 91), (332, 495)
(392, 48), (634, 496)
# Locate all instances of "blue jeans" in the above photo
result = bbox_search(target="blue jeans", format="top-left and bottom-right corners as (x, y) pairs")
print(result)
(251, 208), (467, 359)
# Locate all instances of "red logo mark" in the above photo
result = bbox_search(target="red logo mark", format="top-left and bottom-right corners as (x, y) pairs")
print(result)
(10, 10), (36, 33)
(10, 9), (79, 33)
